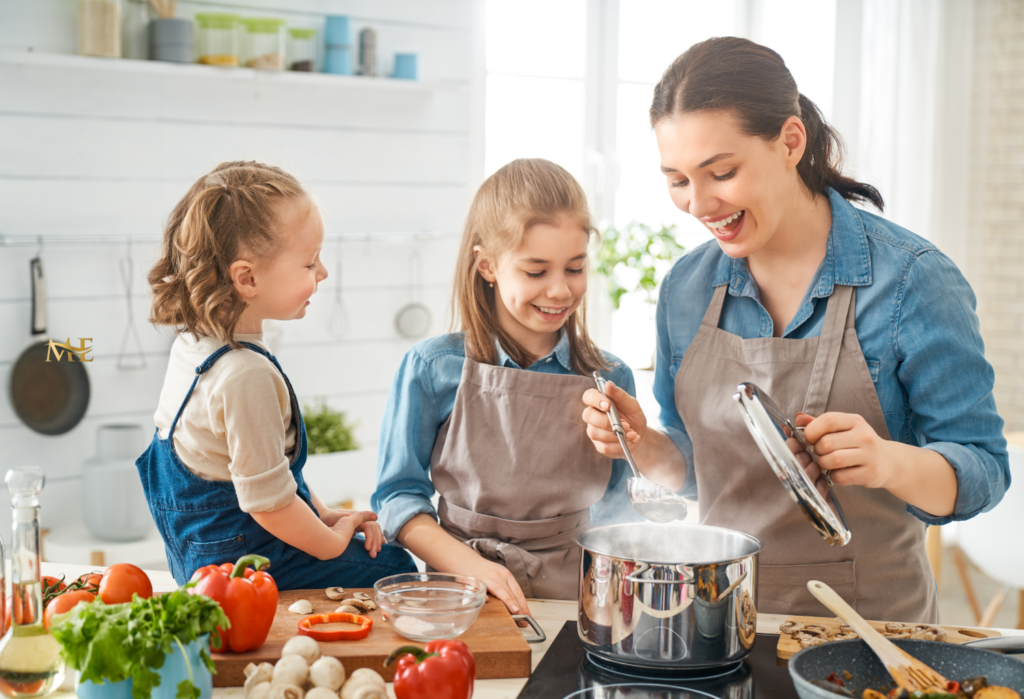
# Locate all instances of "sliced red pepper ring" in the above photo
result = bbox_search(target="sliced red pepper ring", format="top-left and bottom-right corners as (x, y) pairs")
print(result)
(297, 612), (373, 641)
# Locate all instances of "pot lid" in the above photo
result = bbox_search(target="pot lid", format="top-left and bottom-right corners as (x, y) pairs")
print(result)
(732, 382), (851, 546)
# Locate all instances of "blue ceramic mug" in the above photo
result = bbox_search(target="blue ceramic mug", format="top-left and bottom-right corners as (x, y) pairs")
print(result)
(392, 53), (418, 80)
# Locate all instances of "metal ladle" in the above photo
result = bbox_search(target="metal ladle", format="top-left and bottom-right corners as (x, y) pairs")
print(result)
(592, 373), (688, 523)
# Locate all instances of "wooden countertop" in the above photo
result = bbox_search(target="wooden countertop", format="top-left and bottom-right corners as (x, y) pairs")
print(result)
(40, 562), (1023, 699)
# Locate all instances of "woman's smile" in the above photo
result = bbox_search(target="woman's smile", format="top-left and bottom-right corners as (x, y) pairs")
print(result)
(703, 210), (746, 241)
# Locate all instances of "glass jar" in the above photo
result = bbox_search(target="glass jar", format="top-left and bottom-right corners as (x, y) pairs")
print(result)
(0, 467), (64, 698)
(287, 28), (317, 72)
(241, 18), (286, 70)
(195, 13), (240, 66)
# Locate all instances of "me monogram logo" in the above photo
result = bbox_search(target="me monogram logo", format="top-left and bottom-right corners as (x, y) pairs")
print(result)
(45, 338), (94, 362)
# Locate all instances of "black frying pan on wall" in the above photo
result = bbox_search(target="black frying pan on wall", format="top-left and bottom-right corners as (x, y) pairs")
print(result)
(8, 256), (90, 435)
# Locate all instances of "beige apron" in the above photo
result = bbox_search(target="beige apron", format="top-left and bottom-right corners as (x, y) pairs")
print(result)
(430, 356), (613, 599)
(677, 284), (939, 622)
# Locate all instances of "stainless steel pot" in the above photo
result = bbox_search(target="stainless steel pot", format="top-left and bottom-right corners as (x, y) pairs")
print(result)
(578, 522), (762, 669)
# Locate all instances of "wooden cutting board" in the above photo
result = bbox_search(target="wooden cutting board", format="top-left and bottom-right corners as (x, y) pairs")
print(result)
(211, 588), (532, 686)
(776, 615), (1001, 660)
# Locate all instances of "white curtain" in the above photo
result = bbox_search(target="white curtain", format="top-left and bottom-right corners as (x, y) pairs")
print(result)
(836, 0), (975, 271)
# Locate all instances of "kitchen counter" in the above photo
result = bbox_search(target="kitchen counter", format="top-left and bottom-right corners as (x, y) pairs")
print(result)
(40, 562), (1024, 699)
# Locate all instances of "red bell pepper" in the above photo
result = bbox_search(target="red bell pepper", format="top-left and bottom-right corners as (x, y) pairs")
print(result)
(189, 554), (278, 653)
(385, 640), (475, 699)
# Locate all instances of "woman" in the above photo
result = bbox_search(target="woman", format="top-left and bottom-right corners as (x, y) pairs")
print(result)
(583, 37), (1009, 622)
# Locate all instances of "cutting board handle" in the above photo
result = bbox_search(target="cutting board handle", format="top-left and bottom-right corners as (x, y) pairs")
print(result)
(512, 615), (545, 643)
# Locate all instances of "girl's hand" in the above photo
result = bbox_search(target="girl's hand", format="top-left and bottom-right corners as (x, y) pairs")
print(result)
(794, 412), (895, 490)
(461, 555), (532, 621)
(329, 510), (384, 557)
(581, 381), (648, 459)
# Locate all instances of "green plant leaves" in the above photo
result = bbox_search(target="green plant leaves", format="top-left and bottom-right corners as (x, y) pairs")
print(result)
(594, 222), (685, 309)
(302, 398), (359, 454)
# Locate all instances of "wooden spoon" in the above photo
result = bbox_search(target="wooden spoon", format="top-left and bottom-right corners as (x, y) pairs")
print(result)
(807, 580), (949, 693)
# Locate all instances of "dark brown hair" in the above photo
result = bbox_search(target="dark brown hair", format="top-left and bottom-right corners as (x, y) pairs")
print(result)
(452, 158), (608, 375)
(148, 160), (308, 347)
(650, 36), (884, 211)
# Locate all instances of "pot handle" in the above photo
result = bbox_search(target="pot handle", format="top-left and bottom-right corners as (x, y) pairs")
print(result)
(624, 568), (696, 584)
(511, 614), (546, 643)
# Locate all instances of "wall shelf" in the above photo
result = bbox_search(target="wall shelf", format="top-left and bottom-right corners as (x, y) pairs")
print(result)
(0, 49), (439, 91)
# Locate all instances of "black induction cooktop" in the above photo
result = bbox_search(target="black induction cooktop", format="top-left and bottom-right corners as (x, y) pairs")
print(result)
(515, 621), (798, 699)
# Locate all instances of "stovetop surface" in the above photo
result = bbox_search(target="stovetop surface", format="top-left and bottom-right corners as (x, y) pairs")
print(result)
(515, 622), (798, 699)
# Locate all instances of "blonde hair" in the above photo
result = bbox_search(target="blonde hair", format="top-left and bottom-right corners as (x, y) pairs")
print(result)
(452, 158), (608, 374)
(148, 161), (308, 348)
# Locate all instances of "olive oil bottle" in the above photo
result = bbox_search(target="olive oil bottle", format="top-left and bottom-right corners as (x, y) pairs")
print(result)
(0, 467), (65, 697)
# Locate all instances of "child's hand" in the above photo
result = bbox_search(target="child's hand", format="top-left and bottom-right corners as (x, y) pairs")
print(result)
(329, 510), (384, 557)
(582, 381), (648, 459)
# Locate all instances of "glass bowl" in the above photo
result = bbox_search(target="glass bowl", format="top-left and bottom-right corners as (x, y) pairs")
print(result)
(374, 573), (487, 641)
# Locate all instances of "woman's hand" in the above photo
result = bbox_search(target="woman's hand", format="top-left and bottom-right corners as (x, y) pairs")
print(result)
(794, 412), (894, 489)
(328, 510), (384, 557)
(582, 381), (648, 459)
(784, 425), (829, 500)
(460, 555), (532, 620)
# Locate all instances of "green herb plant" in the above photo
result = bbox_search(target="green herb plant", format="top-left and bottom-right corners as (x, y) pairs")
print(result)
(303, 398), (359, 454)
(50, 587), (229, 699)
(594, 222), (685, 310)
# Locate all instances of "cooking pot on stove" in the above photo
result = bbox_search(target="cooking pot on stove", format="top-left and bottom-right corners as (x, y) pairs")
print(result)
(578, 523), (762, 670)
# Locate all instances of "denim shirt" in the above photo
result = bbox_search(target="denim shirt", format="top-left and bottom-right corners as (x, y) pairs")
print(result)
(372, 331), (639, 542)
(655, 188), (1009, 525)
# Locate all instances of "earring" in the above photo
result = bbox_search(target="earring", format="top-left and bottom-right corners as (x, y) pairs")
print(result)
(489, 282), (494, 288)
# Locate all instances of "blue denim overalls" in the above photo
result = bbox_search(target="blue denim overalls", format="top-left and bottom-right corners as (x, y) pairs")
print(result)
(136, 341), (415, 589)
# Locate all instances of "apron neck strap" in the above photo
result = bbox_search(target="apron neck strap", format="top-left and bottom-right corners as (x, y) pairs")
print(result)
(803, 285), (855, 416)
(702, 285), (729, 328)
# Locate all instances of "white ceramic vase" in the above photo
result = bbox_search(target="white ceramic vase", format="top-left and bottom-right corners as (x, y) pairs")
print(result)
(83, 424), (155, 542)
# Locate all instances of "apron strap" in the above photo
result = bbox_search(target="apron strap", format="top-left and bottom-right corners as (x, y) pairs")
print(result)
(702, 285), (729, 328)
(803, 285), (855, 416)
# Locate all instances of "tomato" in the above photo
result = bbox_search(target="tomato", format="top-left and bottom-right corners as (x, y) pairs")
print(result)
(99, 563), (153, 604)
(41, 576), (67, 594)
(77, 572), (103, 590)
(44, 590), (95, 630)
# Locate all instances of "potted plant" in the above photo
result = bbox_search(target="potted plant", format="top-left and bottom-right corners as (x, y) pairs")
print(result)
(594, 222), (685, 369)
(50, 587), (228, 699)
(302, 399), (376, 509)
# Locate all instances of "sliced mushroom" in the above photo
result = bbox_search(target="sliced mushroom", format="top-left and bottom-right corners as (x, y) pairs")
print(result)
(325, 587), (346, 600)
(352, 592), (372, 601)
(309, 656), (346, 691)
(282, 636), (321, 665)
(289, 599), (314, 615)
(273, 655), (310, 687)
(268, 686), (304, 699)
(335, 604), (362, 615)
(909, 624), (947, 642)
(338, 598), (377, 612)
(780, 620), (805, 634)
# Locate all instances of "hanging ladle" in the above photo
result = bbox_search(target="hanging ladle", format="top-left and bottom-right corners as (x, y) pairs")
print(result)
(592, 372), (688, 523)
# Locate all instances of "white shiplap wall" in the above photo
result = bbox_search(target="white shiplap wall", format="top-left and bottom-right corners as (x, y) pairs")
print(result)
(0, 0), (484, 548)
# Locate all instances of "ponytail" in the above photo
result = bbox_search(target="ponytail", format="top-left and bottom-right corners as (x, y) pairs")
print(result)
(650, 37), (884, 211)
(148, 161), (308, 346)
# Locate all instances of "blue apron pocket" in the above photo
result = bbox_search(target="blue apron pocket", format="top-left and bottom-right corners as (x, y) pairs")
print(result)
(187, 535), (247, 579)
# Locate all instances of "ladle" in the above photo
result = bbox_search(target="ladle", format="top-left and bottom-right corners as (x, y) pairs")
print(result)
(592, 373), (688, 523)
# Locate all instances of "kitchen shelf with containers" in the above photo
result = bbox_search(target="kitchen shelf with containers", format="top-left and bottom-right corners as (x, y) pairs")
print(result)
(72, 3), (422, 83)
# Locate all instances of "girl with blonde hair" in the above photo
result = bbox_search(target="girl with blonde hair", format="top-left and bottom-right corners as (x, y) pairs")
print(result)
(138, 160), (415, 588)
(372, 159), (668, 614)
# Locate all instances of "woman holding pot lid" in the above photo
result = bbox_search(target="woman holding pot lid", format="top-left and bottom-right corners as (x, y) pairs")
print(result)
(582, 37), (1009, 622)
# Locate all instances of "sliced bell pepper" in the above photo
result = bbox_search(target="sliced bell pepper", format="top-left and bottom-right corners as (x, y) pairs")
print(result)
(385, 640), (475, 699)
(189, 554), (277, 653)
(298, 612), (373, 641)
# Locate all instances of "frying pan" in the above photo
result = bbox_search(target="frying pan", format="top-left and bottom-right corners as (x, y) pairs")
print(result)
(789, 638), (1024, 699)
(8, 256), (90, 435)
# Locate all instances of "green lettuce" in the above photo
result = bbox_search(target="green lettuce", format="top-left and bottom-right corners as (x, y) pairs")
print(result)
(50, 587), (229, 699)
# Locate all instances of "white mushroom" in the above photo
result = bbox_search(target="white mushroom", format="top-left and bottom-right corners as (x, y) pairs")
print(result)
(352, 592), (372, 601)
(309, 657), (346, 691)
(282, 636), (321, 665)
(340, 669), (386, 699)
(273, 655), (310, 687)
(305, 689), (338, 699)
(338, 598), (376, 612)
(244, 663), (275, 694)
(268, 686), (304, 699)
(289, 599), (314, 615)
(248, 682), (272, 699)
(335, 605), (362, 615)
(325, 587), (346, 600)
